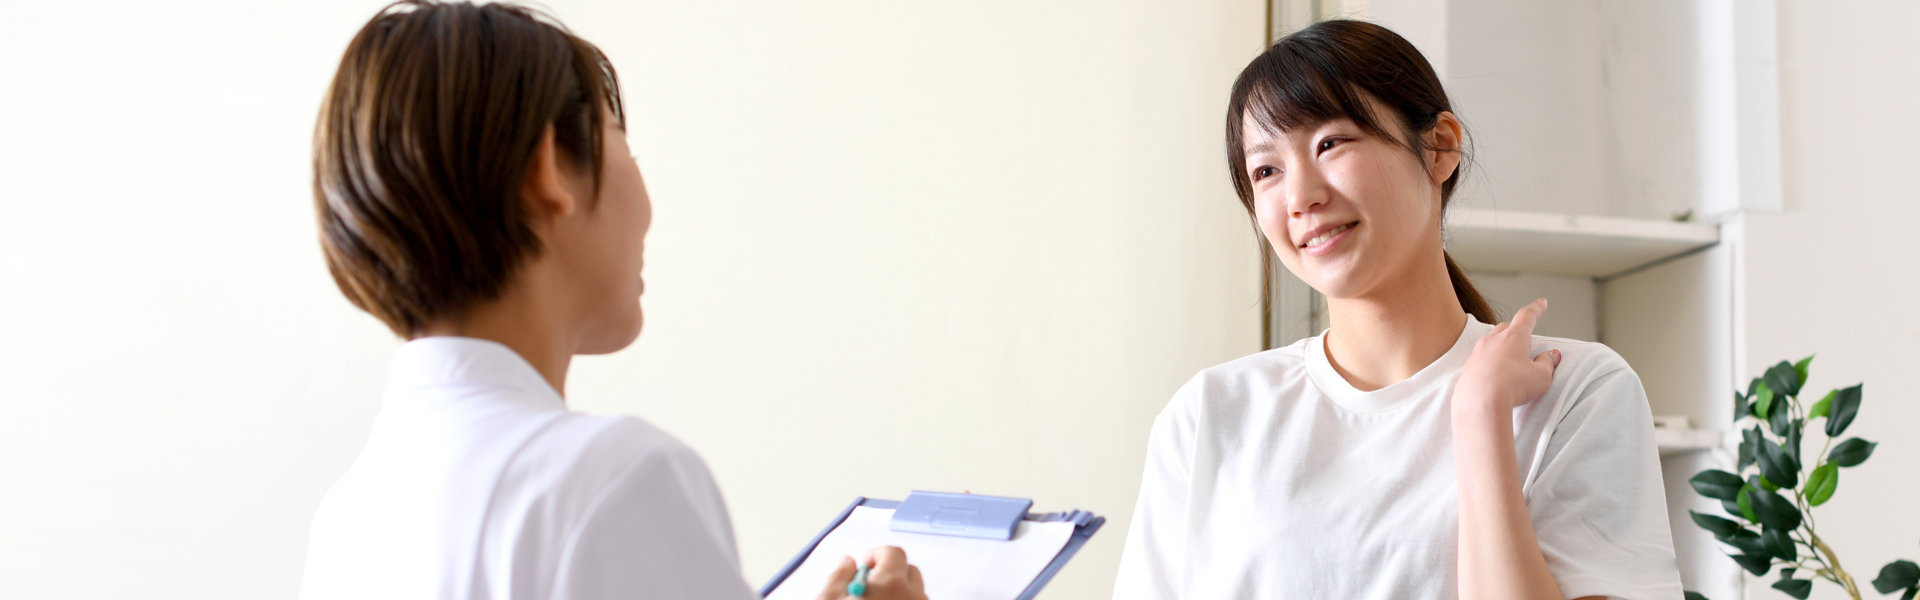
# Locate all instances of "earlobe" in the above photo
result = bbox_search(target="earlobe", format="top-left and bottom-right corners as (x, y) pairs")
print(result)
(520, 125), (578, 219)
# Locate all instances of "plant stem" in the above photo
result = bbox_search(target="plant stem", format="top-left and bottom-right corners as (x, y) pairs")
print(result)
(1787, 394), (1858, 597)
(1811, 534), (1861, 598)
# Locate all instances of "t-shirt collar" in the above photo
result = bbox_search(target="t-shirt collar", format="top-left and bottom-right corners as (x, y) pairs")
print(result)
(1304, 316), (1495, 412)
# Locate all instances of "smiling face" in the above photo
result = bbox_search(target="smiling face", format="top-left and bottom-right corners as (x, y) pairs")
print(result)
(1239, 94), (1460, 301)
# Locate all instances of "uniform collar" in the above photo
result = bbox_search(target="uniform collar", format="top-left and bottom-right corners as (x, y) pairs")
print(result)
(383, 336), (564, 407)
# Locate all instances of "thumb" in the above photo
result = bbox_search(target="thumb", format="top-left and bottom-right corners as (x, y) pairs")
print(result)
(1533, 348), (1562, 370)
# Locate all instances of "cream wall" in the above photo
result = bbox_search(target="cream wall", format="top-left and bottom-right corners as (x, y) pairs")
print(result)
(0, 1), (1265, 598)
(1741, 1), (1920, 597)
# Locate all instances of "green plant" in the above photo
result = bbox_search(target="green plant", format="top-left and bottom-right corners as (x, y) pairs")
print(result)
(1682, 357), (1917, 600)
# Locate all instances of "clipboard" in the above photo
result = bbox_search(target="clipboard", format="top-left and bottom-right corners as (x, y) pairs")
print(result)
(759, 491), (1105, 599)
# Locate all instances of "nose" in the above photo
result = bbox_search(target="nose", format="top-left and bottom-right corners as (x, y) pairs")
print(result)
(1282, 162), (1331, 218)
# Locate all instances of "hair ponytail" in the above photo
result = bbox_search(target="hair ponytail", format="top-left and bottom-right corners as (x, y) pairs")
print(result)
(1444, 251), (1497, 324)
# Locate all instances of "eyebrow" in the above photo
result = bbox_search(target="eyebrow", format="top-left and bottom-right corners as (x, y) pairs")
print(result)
(1243, 141), (1276, 157)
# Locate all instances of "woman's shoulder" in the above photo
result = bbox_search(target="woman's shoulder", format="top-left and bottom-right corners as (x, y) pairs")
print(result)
(1527, 333), (1634, 381)
(513, 413), (715, 499)
(1195, 341), (1313, 387)
(1161, 341), (1315, 414)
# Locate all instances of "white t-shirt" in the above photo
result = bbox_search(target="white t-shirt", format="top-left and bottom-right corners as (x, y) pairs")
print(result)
(299, 337), (758, 600)
(1114, 318), (1682, 599)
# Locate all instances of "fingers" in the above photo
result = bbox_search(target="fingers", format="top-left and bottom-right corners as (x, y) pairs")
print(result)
(1507, 298), (1548, 337)
(907, 565), (923, 589)
(866, 546), (909, 574)
(815, 556), (858, 600)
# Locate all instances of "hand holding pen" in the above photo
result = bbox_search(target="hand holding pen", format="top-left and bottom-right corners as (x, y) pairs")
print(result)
(815, 546), (927, 600)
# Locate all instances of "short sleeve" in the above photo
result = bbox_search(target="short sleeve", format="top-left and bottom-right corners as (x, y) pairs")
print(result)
(1527, 366), (1685, 599)
(1113, 375), (1201, 600)
(550, 438), (759, 600)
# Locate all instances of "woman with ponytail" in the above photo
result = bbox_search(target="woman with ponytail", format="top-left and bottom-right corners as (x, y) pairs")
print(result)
(1114, 20), (1682, 599)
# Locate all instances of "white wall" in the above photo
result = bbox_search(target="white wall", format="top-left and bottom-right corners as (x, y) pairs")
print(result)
(0, 1), (1265, 597)
(1739, 1), (1920, 597)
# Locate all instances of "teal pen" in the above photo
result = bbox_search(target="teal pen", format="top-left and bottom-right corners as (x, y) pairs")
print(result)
(847, 560), (871, 596)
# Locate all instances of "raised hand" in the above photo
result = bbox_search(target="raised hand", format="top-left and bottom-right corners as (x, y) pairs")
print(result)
(1453, 298), (1561, 411)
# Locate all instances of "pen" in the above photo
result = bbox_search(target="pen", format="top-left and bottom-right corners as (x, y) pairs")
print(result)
(848, 559), (871, 596)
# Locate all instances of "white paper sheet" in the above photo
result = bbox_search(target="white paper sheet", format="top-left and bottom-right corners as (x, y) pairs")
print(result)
(764, 506), (1077, 600)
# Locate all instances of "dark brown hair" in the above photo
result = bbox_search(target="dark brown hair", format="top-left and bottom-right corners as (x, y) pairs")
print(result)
(312, 0), (625, 337)
(1226, 19), (1497, 324)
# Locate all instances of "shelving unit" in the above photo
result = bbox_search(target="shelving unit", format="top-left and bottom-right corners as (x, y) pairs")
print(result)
(1446, 208), (1733, 459)
(1656, 426), (1729, 458)
(1445, 208), (1719, 278)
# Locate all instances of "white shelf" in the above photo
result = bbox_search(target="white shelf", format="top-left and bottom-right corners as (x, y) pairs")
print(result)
(1654, 427), (1725, 457)
(1446, 208), (1719, 278)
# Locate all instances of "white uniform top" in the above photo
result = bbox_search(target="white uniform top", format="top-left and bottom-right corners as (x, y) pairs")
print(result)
(1114, 318), (1682, 600)
(299, 337), (758, 600)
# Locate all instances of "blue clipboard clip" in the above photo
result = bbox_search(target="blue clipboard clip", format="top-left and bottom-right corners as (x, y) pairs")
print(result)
(889, 491), (1032, 541)
(759, 490), (1106, 600)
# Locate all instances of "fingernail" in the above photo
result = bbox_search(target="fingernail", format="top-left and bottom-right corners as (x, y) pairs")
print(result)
(1550, 349), (1562, 365)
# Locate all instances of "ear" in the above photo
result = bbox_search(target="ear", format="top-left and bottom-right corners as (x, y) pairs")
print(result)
(520, 125), (581, 222)
(1425, 111), (1464, 185)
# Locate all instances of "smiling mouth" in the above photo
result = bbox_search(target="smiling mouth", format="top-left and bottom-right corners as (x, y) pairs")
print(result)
(1302, 223), (1357, 248)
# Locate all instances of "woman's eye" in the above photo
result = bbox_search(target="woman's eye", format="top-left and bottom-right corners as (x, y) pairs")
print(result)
(1252, 166), (1278, 181)
(1317, 138), (1341, 153)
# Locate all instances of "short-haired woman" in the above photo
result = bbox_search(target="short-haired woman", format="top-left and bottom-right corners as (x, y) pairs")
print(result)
(298, 3), (924, 599)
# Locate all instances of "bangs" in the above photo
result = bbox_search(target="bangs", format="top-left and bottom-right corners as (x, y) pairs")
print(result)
(571, 35), (625, 129)
(1232, 42), (1391, 141)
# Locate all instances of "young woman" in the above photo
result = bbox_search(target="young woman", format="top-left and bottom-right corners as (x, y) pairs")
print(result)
(1114, 20), (1682, 599)
(297, 3), (925, 599)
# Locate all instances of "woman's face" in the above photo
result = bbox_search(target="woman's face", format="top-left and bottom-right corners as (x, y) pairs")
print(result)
(557, 110), (652, 355)
(1239, 97), (1457, 302)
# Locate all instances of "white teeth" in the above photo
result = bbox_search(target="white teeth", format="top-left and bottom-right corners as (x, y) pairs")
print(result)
(1304, 223), (1354, 248)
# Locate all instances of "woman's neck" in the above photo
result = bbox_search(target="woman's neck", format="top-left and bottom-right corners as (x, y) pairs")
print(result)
(414, 265), (575, 398)
(1322, 256), (1469, 392)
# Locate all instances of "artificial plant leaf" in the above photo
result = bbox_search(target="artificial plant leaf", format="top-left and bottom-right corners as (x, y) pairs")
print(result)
(1732, 552), (1773, 576)
(1690, 511), (1742, 538)
(1755, 436), (1799, 489)
(1830, 438), (1878, 467)
(1901, 586), (1916, 600)
(1739, 437), (1755, 472)
(1771, 578), (1814, 599)
(1722, 529), (1768, 557)
(1784, 420), (1803, 463)
(1766, 360), (1803, 397)
(1794, 355), (1813, 387)
(1826, 383), (1863, 437)
(1749, 488), (1803, 531)
(1762, 526), (1797, 561)
(1755, 472), (1780, 493)
(1691, 470), (1745, 501)
(1805, 463), (1839, 506)
(1734, 391), (1750, 424)
(1770, 398), (1794, 436)
(1875, 560), (1920, 594)
(1737, 484), (1759, 523)
(1810, 389), (1835, 420)
(1781, 567), (1797, 580)
(1684, 593), (1711, 600)
(1754, 383), (1776, 421)
(1722, 497), (1746, 522)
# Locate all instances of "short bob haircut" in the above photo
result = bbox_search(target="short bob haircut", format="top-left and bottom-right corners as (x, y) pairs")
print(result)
(312, 0), (625, 337)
